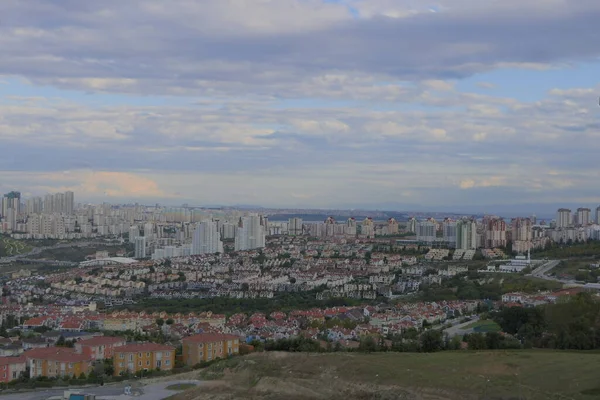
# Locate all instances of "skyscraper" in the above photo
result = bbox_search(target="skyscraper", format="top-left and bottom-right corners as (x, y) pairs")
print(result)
(576, 208), (591, 226)
(191, 221), (223, 255)
(556, 208), (572, 228)
(484, 217), (507, 248)
(387, 218), (399, 235)
(442, 218), (457, 246)
(288, 218), (303, 236)
(65, 191), (75, 215)
(456, 218), (477, 250)
(416, 218), (436, 243)
(596, 206), (600, 224)
(134, 236), (147, 259)
(234, 215), (266, 251)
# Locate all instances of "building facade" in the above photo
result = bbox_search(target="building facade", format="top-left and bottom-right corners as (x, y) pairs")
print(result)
(182, 333), (240, 366)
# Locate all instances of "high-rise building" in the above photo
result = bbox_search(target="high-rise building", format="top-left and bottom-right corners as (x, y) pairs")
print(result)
(26, 197), (43, 215)
(511, 218), (532, 253)
(407, 217), (417, 233)
(416, 219), (436, 243)
(576, 208), (591, 226)
(2, 191), (20, 217)
(442, 218), (457, 246)
(234, 215), (266, 251)
(556, 208), (572, 228)
(128, 225), (140, 242)
(134, 236), (147, 259)
(596, 206), (600, 224)
(345, 218), (357, 236)
(456, 219), (477, 250)
(484, 217), (507, 248)
(288, 218), (303, 236)
(361, 217), (375, 238)
(191, 221), (223, 255)
(387, 218), (399, 235)
(65, 191), (75, 215)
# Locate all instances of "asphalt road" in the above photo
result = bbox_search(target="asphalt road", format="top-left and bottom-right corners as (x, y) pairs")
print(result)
(0, 380), (202, 400)
(443, 315), (480, 338)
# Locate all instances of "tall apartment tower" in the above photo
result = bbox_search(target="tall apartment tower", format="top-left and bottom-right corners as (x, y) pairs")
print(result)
(134, 236), (147, 259)
(416, 218), (436, 243)
(288, 218), (303, 236)
(387, 218), (399, 235)
(596, 206), (600, 224)
(556, 208), (572, 228)
(456, 218), (477, 250)
(234, 215), (266, 251)
(442, 218), (457, 246)
(65, 191), (75, 215)
(576, 208), (591, 226)
(191, 221), (223, 255)
(484, 217), (507, 248)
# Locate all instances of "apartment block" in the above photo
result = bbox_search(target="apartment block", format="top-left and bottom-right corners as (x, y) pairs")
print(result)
(182, 333), (240, 366)
(0, 356), (26, 382)
(113, 343), (175, 376)
(25, 348), (93, 379)
(74, 336), (127, 361)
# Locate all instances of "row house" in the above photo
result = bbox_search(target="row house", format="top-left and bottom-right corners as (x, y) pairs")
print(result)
(113, 343), (175, 376)
(182, 333), (240, 365)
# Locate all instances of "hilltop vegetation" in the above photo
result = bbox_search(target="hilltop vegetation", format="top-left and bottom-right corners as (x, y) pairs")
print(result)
(172, 351), (600, 400)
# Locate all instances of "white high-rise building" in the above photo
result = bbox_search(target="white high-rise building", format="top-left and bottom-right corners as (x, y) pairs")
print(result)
(576, 208), (591, 226)
(234, 215), (266, 251)
(556, 208), (572, 228)
(596, 206), (600, 224)
(288, 218), (303, 236)
(456, 219), (477, 250)
(128, 225), (140, 242)
(191, 221), (223, 255)
(416, 219), (436, 243)
(134, 236), (147, 259)
(442, 218), (457, 246)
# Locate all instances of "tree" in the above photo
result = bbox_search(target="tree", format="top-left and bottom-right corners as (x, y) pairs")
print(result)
(467, 333), (487, 350)
(156, 318), (164, 327)
(56, 335), (66, 346)
(358, 336), (378, 353)
(420, 329), (444, 352)
(166, 318), (174, 325)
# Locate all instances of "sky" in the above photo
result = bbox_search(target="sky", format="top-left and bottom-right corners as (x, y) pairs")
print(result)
(1, 0), (600, 214)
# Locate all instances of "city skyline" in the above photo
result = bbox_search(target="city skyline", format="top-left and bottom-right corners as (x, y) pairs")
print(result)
(1, 1), (600, 210)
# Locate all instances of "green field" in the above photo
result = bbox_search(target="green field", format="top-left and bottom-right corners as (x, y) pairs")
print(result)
(178, 350), (600, 400)
(0, 237), (33, 257)
(465, 319), (502, 333)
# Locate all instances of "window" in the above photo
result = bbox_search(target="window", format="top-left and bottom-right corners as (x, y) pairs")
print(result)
(138, 361), (142, 366)
(120, 353), (124, 359)
(165, 351), (170, 357)
(146, 360), (150, 366)
(165, 360), (170, 366)
(2, 366), (5, 370)
(199, 343), (204, 348)
(119, 362), (124, 367)
(147, 352), (150, 357)
(69, 363), (73, 368)
(129, 354), (133, 361)
(138, 352), (142, 357)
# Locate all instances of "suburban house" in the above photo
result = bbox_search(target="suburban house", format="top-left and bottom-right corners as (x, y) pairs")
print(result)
(0, 356), (26, 382)
(182, 333), (240, 366)
(112, 343), (175, 376)
(24, 348), (93, 379)
(74, 336), (127, 361)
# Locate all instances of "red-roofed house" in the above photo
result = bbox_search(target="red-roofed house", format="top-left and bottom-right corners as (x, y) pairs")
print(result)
(182, 333), (241, 366)
(74, 336), (127, 361)
(113, 343), (175, 376)
(0, 356), (26, 382)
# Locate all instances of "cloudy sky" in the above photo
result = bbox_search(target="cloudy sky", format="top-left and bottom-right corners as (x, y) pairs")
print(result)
(1, 0), (599, 213)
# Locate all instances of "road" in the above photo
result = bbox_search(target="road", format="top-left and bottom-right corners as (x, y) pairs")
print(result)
(0, 379), (202, 400)
(528, 259), (577, 285)
(443, 315), (480, 338)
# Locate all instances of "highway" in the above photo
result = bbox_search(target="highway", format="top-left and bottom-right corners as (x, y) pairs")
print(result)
(528, 259), (577, 285)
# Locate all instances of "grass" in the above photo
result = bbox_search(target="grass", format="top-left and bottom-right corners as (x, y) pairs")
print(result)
(464, 319), (501, 333)
(166, 383), (197, 391)
(175, 350), (600, 400)
(0, 237), (33, 257)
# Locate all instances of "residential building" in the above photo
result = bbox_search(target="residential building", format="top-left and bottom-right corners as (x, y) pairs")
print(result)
(416, 219), (436, 243)
(191, 221), (223, 255)
(556, 208), (572, 228)
(234, 215), (266, 251)
(576, 208), (592, 226)
(113, 343), (175, 376)
(456, 218), (477, 250)
(25, 348), (93, 379)
(345, 218), (357, 236)
(511, 218), (532, 253)
(442, 218), (457, 246)
(597, 206), (600, 224)
(182, 333), (240, 366)
(74, 336), (127, 361)
(0, 356), (26, 382)
(407, 217), (417, 233)
(361, 218), (375, 238)
(484, 217), (507, 248)
(134, 236), (147, 259)
(387, 218), (399, 235)
(288, 218), (303, 236)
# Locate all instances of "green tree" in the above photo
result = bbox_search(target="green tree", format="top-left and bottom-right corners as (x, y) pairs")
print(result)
(156, 318), (164, 327)
(358, 336), (378, 353)
(420, 329), (444, 352)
